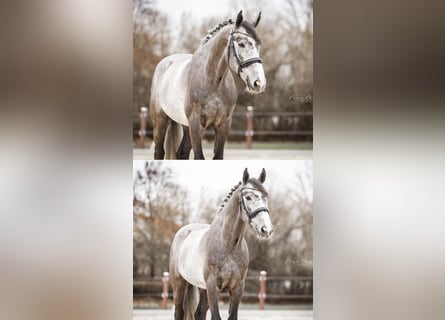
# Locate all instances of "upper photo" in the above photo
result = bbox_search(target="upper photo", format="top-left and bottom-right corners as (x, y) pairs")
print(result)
(133, 0), (313, 160)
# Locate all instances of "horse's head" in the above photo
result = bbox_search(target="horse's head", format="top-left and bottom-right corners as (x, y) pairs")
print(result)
(228, 11), (266, 94)
(239, 168), (274, 239)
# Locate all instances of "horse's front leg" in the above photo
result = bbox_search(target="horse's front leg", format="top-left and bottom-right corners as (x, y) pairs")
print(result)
(228, 282), (244, 320)
(188, 111), (205, 160)
(206, 275), (221, 320)
(213, 119), (231, 160)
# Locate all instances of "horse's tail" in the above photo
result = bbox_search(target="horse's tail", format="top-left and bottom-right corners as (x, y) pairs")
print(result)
(164, 120), (182, 159)
(183, 284), (199, 320)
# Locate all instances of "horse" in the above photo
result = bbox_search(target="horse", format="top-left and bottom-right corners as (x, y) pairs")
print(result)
(150, 10), (266, 160)
(169, 168), (274, 320)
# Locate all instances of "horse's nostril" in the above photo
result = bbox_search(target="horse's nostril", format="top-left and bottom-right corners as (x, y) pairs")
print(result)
(254, 80), (261, 88)
(261, 226), (272, 236)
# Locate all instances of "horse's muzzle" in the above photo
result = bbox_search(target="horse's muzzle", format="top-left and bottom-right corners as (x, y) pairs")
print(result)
(246, 78), (266, 94)
(260, 225), (274, 238)
(254, 80), (264, 90)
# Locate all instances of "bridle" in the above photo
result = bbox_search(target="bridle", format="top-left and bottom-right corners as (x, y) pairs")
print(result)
(227, 31), (263, 77)
(239, 187), (269, 221)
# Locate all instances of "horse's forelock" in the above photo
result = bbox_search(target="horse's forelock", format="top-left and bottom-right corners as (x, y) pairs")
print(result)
(246, 178), (268, 196)
(240, 21), (261, 45)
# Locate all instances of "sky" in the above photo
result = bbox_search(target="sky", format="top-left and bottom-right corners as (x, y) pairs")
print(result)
(154, 0), (310, 28)
(147, 0), (311, 50)
(156, 0), (234, 20)
(133, 160), (312, 210)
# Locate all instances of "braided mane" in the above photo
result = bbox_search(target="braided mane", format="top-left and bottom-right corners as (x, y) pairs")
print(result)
(201, 19), (234, 46)
(218, 181), (242, 213)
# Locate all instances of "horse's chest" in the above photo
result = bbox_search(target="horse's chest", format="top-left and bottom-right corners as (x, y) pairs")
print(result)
(199, 101), (234, 128)
(216, 256), (248, 291)
(201, 110), (224, 128)
(188, 86), (236, 128)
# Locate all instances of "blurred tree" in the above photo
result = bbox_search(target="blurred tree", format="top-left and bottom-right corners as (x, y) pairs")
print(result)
(174, 13), (214, 53)
(133, 161), (190, 277)
(195, 187), (222, 224)
(133, 0), (170, 116)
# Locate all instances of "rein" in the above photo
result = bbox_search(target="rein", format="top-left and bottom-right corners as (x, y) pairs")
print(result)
(227, 31), (263, 77)
(239, 187), (269, 221)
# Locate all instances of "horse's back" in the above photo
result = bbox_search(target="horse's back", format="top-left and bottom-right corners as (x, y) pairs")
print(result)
(170, 223), (209, 289)
(151, 54), (192, 126)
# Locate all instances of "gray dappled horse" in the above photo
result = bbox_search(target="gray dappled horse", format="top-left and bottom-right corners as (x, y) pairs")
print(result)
(169, 168), (273, 320)
(150, 11), (266, 160)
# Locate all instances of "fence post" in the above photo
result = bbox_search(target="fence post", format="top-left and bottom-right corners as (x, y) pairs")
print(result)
(246, 106), (254, 149)
(258, 270), (267, 310)
(162, 271), (169, 309)
(139, 106), (148, 148)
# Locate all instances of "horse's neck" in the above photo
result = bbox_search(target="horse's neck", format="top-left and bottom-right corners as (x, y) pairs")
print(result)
(220, 191), (246, 248)
(205, 27), (231, 85)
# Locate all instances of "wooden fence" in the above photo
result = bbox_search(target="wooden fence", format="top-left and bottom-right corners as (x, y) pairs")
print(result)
(134, 271), (313, 308)
(133, 106), (313, 148)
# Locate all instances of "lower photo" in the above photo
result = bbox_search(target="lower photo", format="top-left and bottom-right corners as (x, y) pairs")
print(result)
(133, 160), (313, 320)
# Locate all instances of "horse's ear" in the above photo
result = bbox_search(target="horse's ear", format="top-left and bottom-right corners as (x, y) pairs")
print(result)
(243, 168), (249, 184)
(253, 11), (261, 28)
(259, 168), (266, 183)
(236, 10), (243, 28)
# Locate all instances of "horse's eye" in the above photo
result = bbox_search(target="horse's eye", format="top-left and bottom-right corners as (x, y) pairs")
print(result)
(245, 196), (251, 201)
(239, 42), (245, 48)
